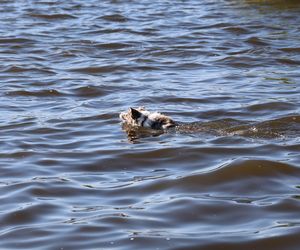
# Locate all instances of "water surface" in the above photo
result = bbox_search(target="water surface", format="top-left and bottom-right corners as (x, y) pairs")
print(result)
(0, 0), (300, 249)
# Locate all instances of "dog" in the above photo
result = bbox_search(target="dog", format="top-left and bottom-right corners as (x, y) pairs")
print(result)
(120, 107), (298, 141)
(119, 107), (176, 130)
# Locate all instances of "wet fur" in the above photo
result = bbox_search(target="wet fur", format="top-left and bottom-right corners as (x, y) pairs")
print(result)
(119, 107), (176, 130)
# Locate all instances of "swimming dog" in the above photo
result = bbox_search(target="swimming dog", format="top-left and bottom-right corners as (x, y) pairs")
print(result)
(120, 107), (299, 140)
(119, 107), (176, 130)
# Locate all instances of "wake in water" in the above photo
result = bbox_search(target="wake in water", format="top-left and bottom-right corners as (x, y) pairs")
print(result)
(120, 108), (300, 141)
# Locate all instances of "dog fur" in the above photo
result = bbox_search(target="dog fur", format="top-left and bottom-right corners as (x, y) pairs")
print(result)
(119, 107), (176, 130)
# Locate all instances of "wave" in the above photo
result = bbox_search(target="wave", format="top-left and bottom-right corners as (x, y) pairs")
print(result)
(6, 89), (63, 97)
(28, 13), (77, 20)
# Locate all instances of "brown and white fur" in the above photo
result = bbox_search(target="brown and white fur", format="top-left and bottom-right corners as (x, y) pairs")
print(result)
(119, 107), (176, 130)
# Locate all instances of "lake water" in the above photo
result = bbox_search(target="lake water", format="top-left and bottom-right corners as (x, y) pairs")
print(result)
(0, 0), (300, 249)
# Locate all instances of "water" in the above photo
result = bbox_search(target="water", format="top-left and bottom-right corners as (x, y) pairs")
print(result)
(0, 0), (300, 249)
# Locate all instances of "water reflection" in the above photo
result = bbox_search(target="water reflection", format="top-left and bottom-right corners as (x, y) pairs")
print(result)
(121, 123), (164, 142)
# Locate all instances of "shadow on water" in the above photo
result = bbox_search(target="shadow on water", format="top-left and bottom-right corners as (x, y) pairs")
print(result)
(122, 115), (300, 142)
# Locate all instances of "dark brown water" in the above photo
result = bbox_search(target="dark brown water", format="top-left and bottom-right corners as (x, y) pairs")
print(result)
(1, 1), (300, 249)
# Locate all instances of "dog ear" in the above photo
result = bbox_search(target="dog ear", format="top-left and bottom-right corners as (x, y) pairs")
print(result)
(130, 108), (141, 120)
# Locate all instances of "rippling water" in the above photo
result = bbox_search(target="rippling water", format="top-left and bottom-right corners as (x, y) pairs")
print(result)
(1, 0), (300, 249)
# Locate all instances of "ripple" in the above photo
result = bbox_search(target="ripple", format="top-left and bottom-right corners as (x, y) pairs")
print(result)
(165, 159), (300, 194)
(279, 47), (300, 53)
(2, 203), (60, 225)
(2, 66), (55, 75)
(100, 14), (128, 23)
(246, 36), (269, 46)
(6, 89), (64, 97)
(70, 65), (128, 74)
(0, 37), (36, 44)
(28, 13), (77, 20)
(224, 26), (251, 34)
(0, 151), (35, 159)
(95, 42), (133, 50)
(246, 102), (296, 112)
(70, 86), (109, 97)
(277, 58), (300, 65)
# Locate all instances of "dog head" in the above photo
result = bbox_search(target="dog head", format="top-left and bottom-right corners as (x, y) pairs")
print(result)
(119, 107), (176, 130)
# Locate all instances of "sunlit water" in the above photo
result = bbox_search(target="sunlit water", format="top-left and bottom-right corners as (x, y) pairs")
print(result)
(0, 1), (300, 249)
